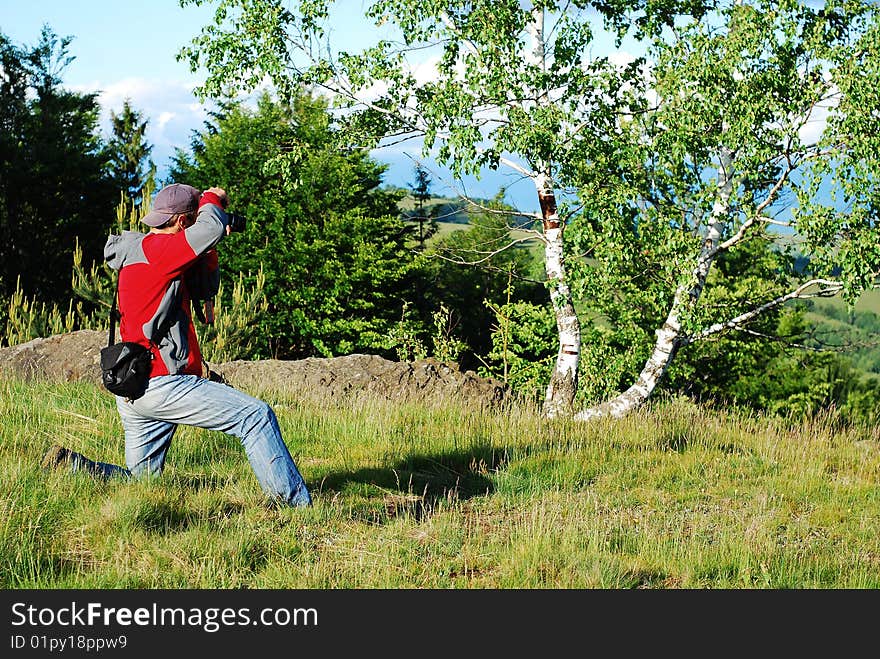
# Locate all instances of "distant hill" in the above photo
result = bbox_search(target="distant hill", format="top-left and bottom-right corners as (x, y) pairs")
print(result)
(391, 188), (536, 228)
(401, 197), (473, 225)
(802, 291), (880, 375)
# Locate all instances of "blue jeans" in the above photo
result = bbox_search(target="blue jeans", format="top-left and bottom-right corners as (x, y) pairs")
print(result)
(79, 375), (311, 507)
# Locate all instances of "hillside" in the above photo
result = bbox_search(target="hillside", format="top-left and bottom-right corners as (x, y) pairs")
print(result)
(396, 191), (536, 226)
(803, 292), (880, 375)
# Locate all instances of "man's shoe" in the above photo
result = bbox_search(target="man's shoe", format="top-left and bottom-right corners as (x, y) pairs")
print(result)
(41, 444), (73, 471)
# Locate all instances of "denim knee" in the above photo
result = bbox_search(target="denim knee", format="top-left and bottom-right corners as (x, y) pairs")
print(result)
(238, 399), (275, 435)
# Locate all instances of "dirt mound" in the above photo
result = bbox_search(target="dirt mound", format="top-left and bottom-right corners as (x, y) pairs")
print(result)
(0, 330), (510, 406)
(218, 355), (509, 405)
(0, 330), (106, 384)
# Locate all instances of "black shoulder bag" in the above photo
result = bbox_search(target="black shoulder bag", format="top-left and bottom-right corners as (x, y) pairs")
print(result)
(99, 277), (168, 400)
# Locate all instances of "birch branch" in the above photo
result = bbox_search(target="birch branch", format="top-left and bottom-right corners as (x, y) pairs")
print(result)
(719, 323), (880, 352)
(439, 11), (480, 58)
(713, 162), (794, 254)
(682, 278), (844, 345)
(729, 326), (825, 351)
(712, 142), (841, 256)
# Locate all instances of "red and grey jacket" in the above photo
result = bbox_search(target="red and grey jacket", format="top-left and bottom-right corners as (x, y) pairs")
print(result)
(103, 192), (228, 379)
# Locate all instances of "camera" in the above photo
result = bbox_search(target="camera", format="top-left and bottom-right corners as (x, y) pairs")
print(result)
(227, 212), (247, 232)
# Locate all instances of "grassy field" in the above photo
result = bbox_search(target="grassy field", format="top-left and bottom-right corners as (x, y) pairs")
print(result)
(853, 288), (880, 314)
(2, 377), (879, 589)
(433, 220), (539, 243)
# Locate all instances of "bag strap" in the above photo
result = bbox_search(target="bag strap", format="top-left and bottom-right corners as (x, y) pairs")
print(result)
(107, 275), (120, 347)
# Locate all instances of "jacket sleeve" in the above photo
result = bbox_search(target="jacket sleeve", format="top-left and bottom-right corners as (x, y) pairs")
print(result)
(185, 192), (228, 256)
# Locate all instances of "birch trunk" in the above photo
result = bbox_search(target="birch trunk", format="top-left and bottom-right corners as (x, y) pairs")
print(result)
(574, 149), (734, 421)
(539, 175), (581, 418)
(526, 8), (582, 417)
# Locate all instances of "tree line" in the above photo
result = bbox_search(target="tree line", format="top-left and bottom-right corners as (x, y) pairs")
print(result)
(2, 7), (880, 426)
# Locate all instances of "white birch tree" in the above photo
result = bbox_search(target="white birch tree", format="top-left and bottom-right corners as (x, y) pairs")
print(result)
(180, 0), (880, 419)
(568, 0), (880, 418)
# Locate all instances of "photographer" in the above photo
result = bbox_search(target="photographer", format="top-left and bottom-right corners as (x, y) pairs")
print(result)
(42, 183), (312, 508)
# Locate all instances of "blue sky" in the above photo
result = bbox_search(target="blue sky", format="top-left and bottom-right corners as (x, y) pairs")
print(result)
(1, 0), (544, 211)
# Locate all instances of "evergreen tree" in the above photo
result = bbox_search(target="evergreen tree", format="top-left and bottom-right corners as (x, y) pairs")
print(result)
(409, 164), (433, 249)
(107, 99), (156, 203)
(171, 91), (423, 358)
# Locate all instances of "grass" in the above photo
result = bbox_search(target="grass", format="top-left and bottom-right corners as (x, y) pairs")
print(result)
(2, 377), (879, 588)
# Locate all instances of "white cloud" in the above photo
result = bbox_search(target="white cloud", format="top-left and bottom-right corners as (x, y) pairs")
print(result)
(410, 54), (442, 86)
(797, 79), (837, 146)
(70, 77), (211, 174)
(607, 50), (639, 68)
(156, 112), (176, 130)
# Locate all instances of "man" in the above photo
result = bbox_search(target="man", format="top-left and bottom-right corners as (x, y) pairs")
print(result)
(43, 183), (312, 508)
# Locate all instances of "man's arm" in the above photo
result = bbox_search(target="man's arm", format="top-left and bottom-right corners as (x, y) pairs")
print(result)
(150, 187), (230, 277)
(185, 189), (229, 254)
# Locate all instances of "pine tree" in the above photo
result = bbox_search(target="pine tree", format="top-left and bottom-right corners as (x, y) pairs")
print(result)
(410, 164), (432, 249)
(107, 99), (155, 203)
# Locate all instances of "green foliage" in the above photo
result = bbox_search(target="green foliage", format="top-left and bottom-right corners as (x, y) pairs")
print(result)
(666, 306), (878, 426)
(744, 352), (879, 425)
(564, 1), (880, 412)
(421, 203), (545, 370)
(197, 268), (269, 364)
(385, 301), (428, 362)
(479, 300), (556, 401)
(430, 304), (468, 364)
(2, 276), (85, 348)
(568, 216), (797, 399)
(170, 92), (424, 358)
(1, 234), (113, 349)
(0, 27), (116, 305)
(795, 2), (880, 304)
(70, 238), (114, 316)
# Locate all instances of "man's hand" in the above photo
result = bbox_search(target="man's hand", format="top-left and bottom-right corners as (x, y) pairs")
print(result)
(204, 186), (228, 208)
